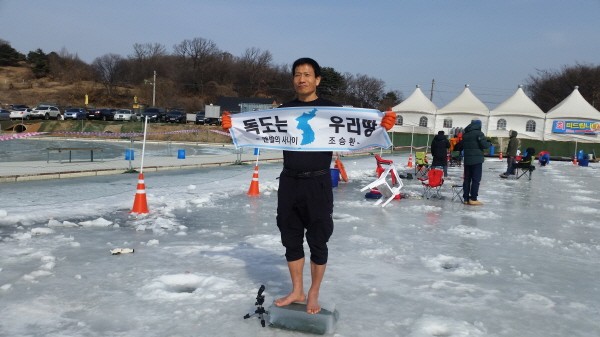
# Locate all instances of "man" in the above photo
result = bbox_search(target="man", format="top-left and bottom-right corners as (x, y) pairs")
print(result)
(461, 119), (492, 205)
(499, 130), (518, 178)
(430, 130), (450, 177)
(502, 147), (535, 177)
(223, 57), (396, 314)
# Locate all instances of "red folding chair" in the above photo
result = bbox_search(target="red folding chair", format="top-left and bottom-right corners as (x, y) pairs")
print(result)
(374, 154), (397, 185)
(421, 168), (444, 199)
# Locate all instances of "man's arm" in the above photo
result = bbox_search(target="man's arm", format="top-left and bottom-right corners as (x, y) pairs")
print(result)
(478, 134), (492, 150)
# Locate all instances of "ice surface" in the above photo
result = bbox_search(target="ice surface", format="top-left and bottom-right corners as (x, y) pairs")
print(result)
(0, 154), (599, 336)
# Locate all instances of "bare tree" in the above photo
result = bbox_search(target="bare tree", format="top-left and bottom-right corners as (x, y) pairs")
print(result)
(131, 43), (167, 60)
(128, 43), (168, 83)
(211, 51), (236, 85)
(240, 47), (272, 69)
(344, 73), (385, 108)
(173, 37), (220, 94)
(173, 38), (218, 70)
(92, 53), (125, 96)
(527, 63), (600, 111)
(236, 47), (273, 96)
(49, 47), (94, 82)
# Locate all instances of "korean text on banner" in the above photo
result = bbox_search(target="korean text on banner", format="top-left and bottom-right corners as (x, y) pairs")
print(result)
(228, 106), (391, 152)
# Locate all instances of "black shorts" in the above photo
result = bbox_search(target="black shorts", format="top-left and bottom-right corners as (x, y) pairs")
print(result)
(276, 173), (333, 265)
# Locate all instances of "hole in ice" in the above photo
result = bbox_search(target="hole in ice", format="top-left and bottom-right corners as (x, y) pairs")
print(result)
(167, 285), (197, 293)
(441, 262), (459, 270)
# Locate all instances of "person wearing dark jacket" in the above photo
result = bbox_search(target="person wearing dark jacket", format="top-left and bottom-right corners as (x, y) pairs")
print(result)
(500, 130), (519, 177)
(501, 147), (535, 178)
(461, 120), (492, 205)
(430, 130), (450, 177)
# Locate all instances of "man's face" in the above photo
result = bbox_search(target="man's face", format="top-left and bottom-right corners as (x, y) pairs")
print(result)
(293, 64), (321, 101)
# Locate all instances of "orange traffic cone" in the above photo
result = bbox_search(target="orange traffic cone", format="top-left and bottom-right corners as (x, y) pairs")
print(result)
(131, 173), (149, 214)
(573, 157), (578, 165)
(248, 165), (260, 196)
(499, 151), (503, 161)
(407, 153), (413, 168)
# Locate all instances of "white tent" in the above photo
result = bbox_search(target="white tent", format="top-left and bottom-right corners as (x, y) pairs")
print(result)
(544, 86), (600, 143)
(391, 85), (437, 134)
(436, 85), (489, 134)
(489, 85), (546, 140)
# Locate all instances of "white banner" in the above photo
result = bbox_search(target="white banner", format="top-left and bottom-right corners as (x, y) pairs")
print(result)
(229, 106), (391, 151)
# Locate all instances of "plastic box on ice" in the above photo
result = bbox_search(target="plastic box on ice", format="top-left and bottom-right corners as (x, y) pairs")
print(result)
(268, 301), (339, 335)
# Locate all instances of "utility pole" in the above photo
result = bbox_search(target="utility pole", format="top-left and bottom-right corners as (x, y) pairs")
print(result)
(430, 79), (435, 101)
(144, 71), (157, 107)
(152, 71), (156, 107)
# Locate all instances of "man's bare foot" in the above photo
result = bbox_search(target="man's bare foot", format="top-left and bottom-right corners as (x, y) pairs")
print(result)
(306, 289), (320, 314)
(274, 292), (306, 307)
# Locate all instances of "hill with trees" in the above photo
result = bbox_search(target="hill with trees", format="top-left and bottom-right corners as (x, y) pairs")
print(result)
(526, 63), (600, 112)
(1, 38), (598, 113)
(0, 38), (401, 112)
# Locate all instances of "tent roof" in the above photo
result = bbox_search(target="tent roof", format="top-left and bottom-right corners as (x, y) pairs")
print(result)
(437, 85), (489, 115)
(392, 86), (437, 114)
(490, 86), (545, 118)
(546, 86), (600, 120)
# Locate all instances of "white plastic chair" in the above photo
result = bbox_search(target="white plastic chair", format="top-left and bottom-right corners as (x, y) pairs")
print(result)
(360, 164), (403, 207)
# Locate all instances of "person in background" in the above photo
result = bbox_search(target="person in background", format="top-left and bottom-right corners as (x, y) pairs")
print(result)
(430, 130), (450, 177)
(500, 130), (518, 178)
(501, 147), (536, 177)
(538, 150), (550, 166)
(222, 57), (396, 314)
(461, 120), (492, 205)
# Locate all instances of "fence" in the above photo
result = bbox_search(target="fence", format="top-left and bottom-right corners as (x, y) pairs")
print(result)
(388, 131), (600, 159)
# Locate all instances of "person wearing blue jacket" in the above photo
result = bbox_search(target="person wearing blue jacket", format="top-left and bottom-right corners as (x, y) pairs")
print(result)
(538, 151), (550, 166)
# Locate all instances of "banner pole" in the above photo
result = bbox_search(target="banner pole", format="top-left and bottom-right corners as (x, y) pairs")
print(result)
(254, 148), (260, 166)
(140, 116), (148, 174)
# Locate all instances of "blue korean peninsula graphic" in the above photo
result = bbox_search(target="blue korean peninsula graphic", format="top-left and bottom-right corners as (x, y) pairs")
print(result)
(295, 108), (317, 145)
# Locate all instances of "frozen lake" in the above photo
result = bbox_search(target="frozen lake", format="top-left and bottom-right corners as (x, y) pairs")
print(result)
(0, 155), (599, 336)
(0, 138), (234, 162)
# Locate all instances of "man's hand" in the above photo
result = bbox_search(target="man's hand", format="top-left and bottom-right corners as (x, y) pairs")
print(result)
(380, 110), (396, 131)
(221, 111), (232, 130)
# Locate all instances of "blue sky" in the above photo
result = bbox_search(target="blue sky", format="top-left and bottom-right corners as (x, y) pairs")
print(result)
(1, 0), (599, 108)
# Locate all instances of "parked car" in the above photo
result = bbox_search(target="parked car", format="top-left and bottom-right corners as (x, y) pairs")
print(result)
(194, 111), (206, 125)
(194, 111), (221, 125)
(205, 117), (221, 126)
(30, 105), (62, 120)
(9, 104), (29, 110)
(9, 107), (33, 120)
(165, 110), (186, 123)
(141, 107), (166, 122)
(63, 108), (87, 120)
(113, 109), (137, 122)
(0, 109), (10, 121)
(87, 108), (116, 121)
